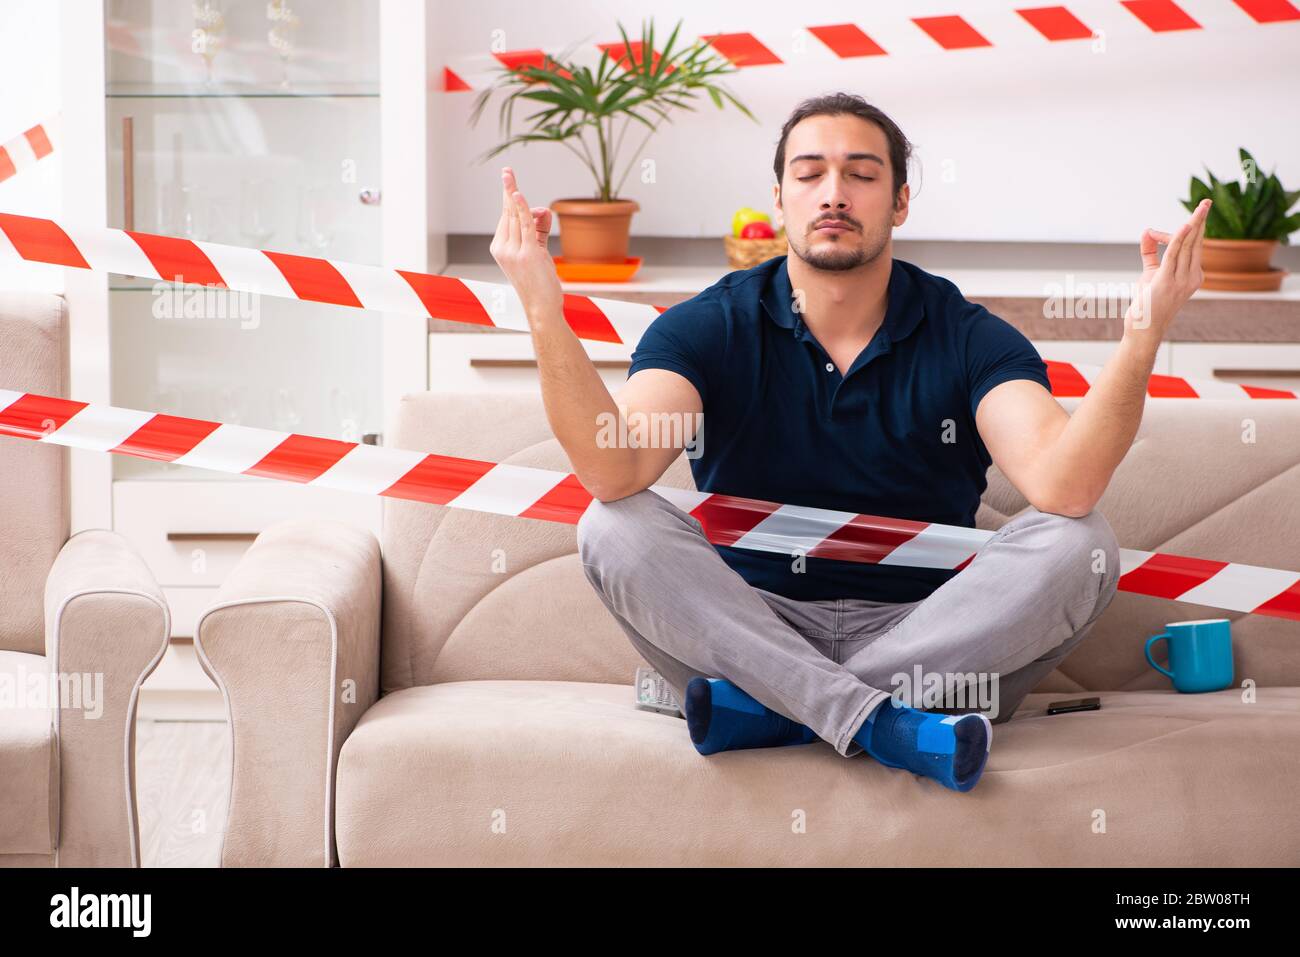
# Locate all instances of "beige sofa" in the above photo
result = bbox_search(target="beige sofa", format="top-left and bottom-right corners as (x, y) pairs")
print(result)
(196, 390), (1300, 867)
(0, 292), (170, 867)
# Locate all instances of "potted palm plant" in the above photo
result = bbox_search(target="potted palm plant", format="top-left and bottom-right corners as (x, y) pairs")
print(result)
(469, 18), (756, 266)
(1182, 148), (1300, 291)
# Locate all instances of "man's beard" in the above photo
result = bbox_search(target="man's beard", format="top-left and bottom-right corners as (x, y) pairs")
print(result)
(789, 224), (887, 272)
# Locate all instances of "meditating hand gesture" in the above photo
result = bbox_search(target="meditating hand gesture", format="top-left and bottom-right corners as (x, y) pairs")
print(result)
(490, 166), (564, 325)
(1124, 197), (1212, 340)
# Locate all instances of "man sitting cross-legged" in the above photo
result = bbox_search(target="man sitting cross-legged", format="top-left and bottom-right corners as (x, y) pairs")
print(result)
(489, 92), (1210, 793)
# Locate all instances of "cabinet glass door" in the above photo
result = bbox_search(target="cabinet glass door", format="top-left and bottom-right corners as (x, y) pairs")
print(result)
(105, 0), (383, 479)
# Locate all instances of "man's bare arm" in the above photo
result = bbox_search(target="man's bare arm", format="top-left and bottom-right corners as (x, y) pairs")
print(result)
(974, 198), (1212, 516)
(975, 361), (1141, 517)
(530, 312), (702, 499)
(490, 166), (701, 501)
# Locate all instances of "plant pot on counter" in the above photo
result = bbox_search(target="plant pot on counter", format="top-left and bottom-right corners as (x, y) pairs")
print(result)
(550, 198), (640, 263)
(1200, 238), (1285, 292)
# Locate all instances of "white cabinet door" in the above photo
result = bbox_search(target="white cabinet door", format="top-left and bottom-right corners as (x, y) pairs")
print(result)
(138, 640), (224, 720)
(62, 1), (431, 528)
(113, 480), (381, 590)
(1169, 343), (1300, 396)
(428, 333), (635, 394)
(163, 586), (219, 640)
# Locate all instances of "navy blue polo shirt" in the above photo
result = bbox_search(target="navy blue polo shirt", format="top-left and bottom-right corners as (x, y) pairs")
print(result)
(626, 254), (1052, 604)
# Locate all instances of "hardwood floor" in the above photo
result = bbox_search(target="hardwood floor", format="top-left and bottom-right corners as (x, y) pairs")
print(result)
(134, 719), (230, 868)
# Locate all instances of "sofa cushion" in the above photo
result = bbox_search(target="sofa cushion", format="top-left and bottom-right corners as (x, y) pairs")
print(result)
(0, 651), (57, 855)
(0, 292), (69, 655)
(383, 393), (1300, 693)
(983, 398), (1300, 693)
(382, 393), (683, 693)
(334, 679), (1300, 866)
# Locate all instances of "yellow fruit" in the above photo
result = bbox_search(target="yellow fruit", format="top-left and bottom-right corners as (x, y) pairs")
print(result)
(732, 207), (771, 237)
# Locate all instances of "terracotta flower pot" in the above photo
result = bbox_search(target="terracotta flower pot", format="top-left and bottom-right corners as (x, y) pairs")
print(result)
(1200, 238), (1284, 292)
(550, 198), (640, 263)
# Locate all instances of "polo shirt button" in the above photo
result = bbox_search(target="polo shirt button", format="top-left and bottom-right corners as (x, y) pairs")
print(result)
(825, 362), (834, 372)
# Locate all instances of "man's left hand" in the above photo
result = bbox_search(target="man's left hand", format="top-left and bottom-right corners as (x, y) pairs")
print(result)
(1123, 197), (1212, 342)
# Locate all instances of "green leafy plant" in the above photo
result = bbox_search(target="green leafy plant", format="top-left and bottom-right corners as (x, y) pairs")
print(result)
(1183, 148), (1300, 244)
(468, 18), (757, 202)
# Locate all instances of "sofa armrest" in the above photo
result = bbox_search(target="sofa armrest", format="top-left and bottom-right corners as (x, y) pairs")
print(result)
(195, 518), (381, 867)
(44, 529), (170, 867)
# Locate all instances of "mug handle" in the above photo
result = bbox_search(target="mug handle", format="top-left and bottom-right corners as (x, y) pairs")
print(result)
(1145, 633), (1175, 680)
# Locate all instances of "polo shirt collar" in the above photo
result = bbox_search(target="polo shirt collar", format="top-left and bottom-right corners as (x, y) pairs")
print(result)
(760, 254), (924, 346)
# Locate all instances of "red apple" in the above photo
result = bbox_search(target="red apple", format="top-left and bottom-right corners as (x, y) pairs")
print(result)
(740, 221), (775, 239)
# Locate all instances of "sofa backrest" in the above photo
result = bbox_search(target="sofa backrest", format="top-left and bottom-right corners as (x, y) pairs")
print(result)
(0, 292), (70, 655)
(381, 390), (1299, 695)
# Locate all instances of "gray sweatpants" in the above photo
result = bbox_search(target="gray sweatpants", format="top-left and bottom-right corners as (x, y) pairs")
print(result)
(577, 488), (1121, 757)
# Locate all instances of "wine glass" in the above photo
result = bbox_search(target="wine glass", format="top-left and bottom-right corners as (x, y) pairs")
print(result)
(296, 184), (339, 255)
(271, 387), (302, 433)
(330, 387), (364, 442)
(239, 178), (276, 247)
(266, 0), (301, 90)
(191, 0), (225, 88)
(163, 183), (209, 241)
(213, 386), (248, 425)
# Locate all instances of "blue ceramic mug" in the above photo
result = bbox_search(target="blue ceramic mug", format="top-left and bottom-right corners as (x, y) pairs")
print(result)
(1144, 618), (1234, 693)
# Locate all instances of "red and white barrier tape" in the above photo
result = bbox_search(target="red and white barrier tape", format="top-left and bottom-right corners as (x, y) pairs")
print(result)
(0, 212), (1294, 400)
(0, 121), (56, 185)
(444, 3), (1300, 91)
(1046, 361), (1294, 400)
(2, 388), (1296, 621)
(0, 211), (655, 345)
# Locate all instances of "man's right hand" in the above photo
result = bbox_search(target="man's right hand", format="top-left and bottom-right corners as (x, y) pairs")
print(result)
(486, 167), (702, 504)
(489, 166), (564, 324)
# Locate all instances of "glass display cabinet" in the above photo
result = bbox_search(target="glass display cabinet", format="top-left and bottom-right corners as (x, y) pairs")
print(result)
(61, 0), (437, 651)
(104, 0), (384, 479)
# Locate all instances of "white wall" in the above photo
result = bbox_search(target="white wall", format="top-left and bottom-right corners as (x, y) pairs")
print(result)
(433, 0), (1300, 243)
(0, 0), (64, 292)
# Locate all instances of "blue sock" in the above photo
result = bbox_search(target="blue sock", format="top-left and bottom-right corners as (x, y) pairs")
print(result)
(853, 698), (992, 792)
(683, 677), (819, 755)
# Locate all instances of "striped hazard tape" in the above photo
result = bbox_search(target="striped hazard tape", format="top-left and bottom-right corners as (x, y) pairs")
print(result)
(0, 120), (56, 185)
(0, 211), (651, 345)
(1, 388), (1296, 621)
(1045, 360), (1295, 400)
(0, 212), (1294, 400)
(444, 3), (1300, 91)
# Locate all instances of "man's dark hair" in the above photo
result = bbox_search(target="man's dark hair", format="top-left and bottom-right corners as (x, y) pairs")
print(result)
(773, 92), (912, 198)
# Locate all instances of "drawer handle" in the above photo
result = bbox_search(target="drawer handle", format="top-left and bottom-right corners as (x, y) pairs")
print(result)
(1212, 368), (1300, 379)
(166, 532), (259, 542)
(469, 358), (631, 369)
